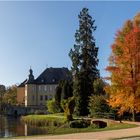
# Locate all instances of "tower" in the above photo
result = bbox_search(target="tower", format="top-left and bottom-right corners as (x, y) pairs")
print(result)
(27, 67), (34, 84)
(25, 67), (37, 107)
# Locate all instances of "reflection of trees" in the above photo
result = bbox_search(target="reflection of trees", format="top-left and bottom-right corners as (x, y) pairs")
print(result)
(27, 125), (48, 135)
(4, 116), (25, 137)
(0, 116), (52, 137)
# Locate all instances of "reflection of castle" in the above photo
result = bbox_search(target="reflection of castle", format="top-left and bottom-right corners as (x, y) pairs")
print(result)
(17, 67), (70, 107)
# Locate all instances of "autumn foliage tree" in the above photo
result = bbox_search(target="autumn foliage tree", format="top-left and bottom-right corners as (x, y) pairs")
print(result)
(106, 13), (140, 121)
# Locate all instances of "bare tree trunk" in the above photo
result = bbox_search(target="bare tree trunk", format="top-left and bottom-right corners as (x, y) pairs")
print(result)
(132, 110), (136, 122)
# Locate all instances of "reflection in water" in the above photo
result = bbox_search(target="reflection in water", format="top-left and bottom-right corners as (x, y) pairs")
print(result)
(0, 115), (48, 138)
(25, 123), (27, 136)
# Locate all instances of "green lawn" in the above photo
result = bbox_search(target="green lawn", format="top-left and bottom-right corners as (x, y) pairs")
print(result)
(0, 123), (137, 140)
(21, 114), (138, 135)
(0, 119), (138, 140)
(48, 123), (137, 135)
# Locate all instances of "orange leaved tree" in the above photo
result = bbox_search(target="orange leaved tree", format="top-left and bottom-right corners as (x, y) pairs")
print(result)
(106, 15), (140, 121)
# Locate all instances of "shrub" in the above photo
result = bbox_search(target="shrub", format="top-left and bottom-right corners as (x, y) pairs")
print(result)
(69, 120), (90, 128)
(89, 95), (110, 117)
(61, 97), (75, 121)
(47, 99), (61, 113)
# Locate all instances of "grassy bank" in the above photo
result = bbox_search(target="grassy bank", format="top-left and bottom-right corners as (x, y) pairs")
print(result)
(0, 122), (137, 140)
(0, 116), (138, 140)
(21, 114), (138, 136)
(21, 113), (66, 127)
(46, 123), (137, 135)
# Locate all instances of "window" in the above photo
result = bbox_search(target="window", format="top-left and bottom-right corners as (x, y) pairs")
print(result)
(32, 95), (34, 101)
(48, 86), (50, 92)
(32, 87), (34, 92)
(52, 78), (55, 82)
(45, 95), (48, 100)
(45, 85), (47, 91)
(41, 79), (44, 83)
(39, 86), (41, 91)
(41, 86), (43, 91)
(48, 95), (52, 99)
(40, 95), (43, 101)
(50, 86), (52, 92)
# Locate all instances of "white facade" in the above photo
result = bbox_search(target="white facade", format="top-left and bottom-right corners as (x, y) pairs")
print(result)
(25, 84), (58, 107)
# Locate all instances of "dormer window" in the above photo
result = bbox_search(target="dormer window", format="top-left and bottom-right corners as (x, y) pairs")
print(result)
(52, 78), (55, 82)
(41, 79), (44, 83)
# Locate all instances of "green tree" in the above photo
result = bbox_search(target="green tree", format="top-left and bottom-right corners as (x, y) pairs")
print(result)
(47, 99), (61, 114)
(0, 85), (6, 95)
(55, 85), (62, 110)
(69, 8), (99, 116)
(0, 84), (6, 113)
(3, 85), (17, 105)
(61, 97), (75, 121)
(93, 78), (106, 95)
(61, 80), (73, 100)
(54, 80), (73, 113)
(89, 79), (110, 117)
(89, 95), (110, 117)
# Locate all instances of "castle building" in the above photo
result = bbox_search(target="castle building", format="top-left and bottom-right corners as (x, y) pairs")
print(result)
(17, 67), (70, 107)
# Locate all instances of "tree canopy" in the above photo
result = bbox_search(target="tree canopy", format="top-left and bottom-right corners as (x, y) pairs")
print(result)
(69, 8), (99, 116)
(106, 13), (140, 121)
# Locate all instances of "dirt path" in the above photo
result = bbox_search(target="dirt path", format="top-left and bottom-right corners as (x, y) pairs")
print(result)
(8, 121), (140, 140)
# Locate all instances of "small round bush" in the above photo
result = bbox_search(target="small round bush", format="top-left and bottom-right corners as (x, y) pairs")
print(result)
(69, 120), (90, 128)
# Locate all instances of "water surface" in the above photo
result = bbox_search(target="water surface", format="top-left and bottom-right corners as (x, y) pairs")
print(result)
(0, 115), (49, 138)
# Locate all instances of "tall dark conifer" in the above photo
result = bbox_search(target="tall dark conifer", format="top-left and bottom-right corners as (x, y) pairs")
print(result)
(69, 8), (99, 116)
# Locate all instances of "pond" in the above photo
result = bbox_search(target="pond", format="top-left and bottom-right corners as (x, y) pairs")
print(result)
(0, 115), (49, 138)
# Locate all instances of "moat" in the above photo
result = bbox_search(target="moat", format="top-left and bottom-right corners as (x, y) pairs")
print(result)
(0, 115), (49, 138)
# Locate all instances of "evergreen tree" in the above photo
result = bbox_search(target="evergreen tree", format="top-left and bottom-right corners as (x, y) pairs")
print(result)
(93, 78), (106, 95)
(89, 95), (110, 117)
(61, 80), (73, 100)
(55, 86), (62, 110)
(0, 85), (6, 113)
(69, 8), (99, 116)
(54, 80), (73, 112)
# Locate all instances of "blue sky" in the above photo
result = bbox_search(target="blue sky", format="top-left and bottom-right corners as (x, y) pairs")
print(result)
(0, 1), (140, 86)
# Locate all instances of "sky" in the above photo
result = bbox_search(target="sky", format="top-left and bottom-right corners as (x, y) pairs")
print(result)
(0, 1), (140, 86)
